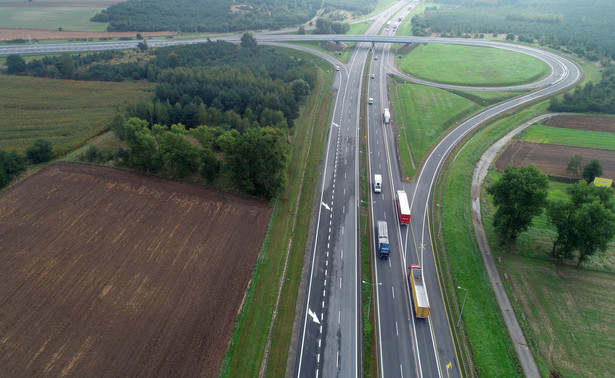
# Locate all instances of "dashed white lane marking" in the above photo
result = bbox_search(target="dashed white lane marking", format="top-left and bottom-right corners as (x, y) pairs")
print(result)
(396, 321), (399, 336)
(338, 310), (341, 324)
(337, 351), (339, 368)
(322, 301), (325, 308)
(324, 279), (327, 287)
(320, 325), (322, 334)
(341, 226), (344, 235)
(340, 277), (342, 288)
(323, 289), (326, 297)
(325, 269), (327, 276)
(391, 286), (395, 299)
(316, 369), (319, 378)
(341, 249), (344, 259)
(317, 354), (320, 363)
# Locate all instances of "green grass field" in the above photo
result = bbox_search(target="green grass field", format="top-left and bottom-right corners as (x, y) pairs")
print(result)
(399, 44), (549, 86)
(0, 75), (154, 156)
(439, 101), (555, 377)
(499, 255), (615, 377)
(520, 124), (615, 151)
(391, 82), (480, 179)
(0, 0), (109, 31)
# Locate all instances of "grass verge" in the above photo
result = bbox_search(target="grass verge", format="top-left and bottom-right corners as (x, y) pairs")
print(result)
(437, 101), (556, 376)
(219, 49), (333, 378)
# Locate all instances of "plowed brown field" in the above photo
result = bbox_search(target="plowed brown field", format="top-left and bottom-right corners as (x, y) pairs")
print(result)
(0, 162), (272, 377)
(496, 141), (615, 178)
(543, 115), (615, 133)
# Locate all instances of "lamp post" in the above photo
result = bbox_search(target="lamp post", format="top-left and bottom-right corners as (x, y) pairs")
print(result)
(457, 286), (468, 327)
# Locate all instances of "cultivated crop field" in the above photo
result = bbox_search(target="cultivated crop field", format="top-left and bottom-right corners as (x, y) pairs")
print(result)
(0, 75), (154, 155)
(0, 162), (272, 377)
(496, 115), (615, 179)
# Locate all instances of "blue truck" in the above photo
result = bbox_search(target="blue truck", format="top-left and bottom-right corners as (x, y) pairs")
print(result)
(377, 220), (390, 259)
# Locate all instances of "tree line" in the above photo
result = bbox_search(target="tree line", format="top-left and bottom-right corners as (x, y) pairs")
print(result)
(549, 66), (615, 114)
(0, 140), (53, 189)
(410, 0), (615, 62)
(488, 163), (615, 266)
(91, 0), (321, 33)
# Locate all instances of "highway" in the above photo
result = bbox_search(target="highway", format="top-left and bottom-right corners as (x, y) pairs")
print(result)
(0, 6), (582, 376)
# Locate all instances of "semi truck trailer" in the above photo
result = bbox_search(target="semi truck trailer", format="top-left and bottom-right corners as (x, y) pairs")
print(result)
(396, 190), (410, 225)
(408, 265), (430, 318)
(377, 221), (390, 259)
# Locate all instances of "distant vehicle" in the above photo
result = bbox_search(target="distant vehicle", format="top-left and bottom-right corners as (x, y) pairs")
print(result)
(408, 265), (430, 318)
(377, 221), (390, 259)
(371, 73), (375, 79)
(335, 65), (340, 71)
(383, 108), (391, 124)
(373, 174), (382, 193)
(396, 190), (410, 224)
(368, 98), (374, 105)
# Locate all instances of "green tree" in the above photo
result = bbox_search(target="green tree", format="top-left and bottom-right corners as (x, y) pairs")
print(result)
(6, 54), (26, 74)
(548, 181), (615, 265)
(487, 165), (549, 243)
(157, 125), (200, 178)
(124, 118), (161, 172)
(26, 139), (53, 164)
(226, 127), (288, 199)
(200, 147), (220, 182)
(566, 154), (583, 179)
(240, 32), (257, 49)
(0, 150), (26, 188)
(582, 159), (603, 183)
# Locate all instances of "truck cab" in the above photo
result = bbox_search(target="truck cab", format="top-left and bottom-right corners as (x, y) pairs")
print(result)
(373, 174), (382, 193)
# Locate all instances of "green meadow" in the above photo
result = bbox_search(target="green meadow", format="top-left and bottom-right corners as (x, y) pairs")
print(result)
(399, 44), (549, 86)
(0, 75), (154, 156)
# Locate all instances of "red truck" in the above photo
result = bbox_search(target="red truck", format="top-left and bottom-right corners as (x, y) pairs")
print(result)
(396, 190), (410, 225)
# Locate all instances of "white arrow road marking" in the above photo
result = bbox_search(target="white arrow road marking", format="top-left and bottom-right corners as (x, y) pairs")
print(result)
(308, 308), (321, 324)
(321, 202), (331, 211)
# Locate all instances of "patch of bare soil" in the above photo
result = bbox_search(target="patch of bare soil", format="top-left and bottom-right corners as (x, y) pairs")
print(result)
(543, 115), (615, 133)
(496, 141), (615, 179)
(0, 162), (272, 377)
(0, 28), (176, 41)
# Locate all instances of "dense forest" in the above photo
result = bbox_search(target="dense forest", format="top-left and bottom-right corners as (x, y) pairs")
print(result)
(549, 66), (615, 113)
(4, 34), (317, 198)
(411, 0), (615, 61)
(91, 0), (377, 33)
(410, 0), (615, 115)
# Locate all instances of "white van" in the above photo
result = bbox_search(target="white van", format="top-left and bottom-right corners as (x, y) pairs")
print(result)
(373, 174), (382, 193)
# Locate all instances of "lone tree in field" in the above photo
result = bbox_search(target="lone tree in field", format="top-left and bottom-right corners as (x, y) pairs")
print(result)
(487, 165), (549, 243)
(566, 154), (583, 179)
(582, 159), (603, 183)
(26, 139), (53, 164)
(547, 181), (615, 265)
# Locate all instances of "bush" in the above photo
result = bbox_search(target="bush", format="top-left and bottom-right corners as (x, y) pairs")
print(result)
(26, 139), (53, 164)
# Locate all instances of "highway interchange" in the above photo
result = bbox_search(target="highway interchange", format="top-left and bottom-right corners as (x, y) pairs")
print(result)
(0, 3), (582, 376)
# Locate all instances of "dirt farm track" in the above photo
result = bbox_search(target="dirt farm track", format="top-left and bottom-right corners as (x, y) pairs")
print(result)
(0, 162), (271, 377)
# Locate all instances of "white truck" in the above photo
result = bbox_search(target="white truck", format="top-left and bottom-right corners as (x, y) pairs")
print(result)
(373, 174), (382, 193)
(383, 108), (391, 124)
